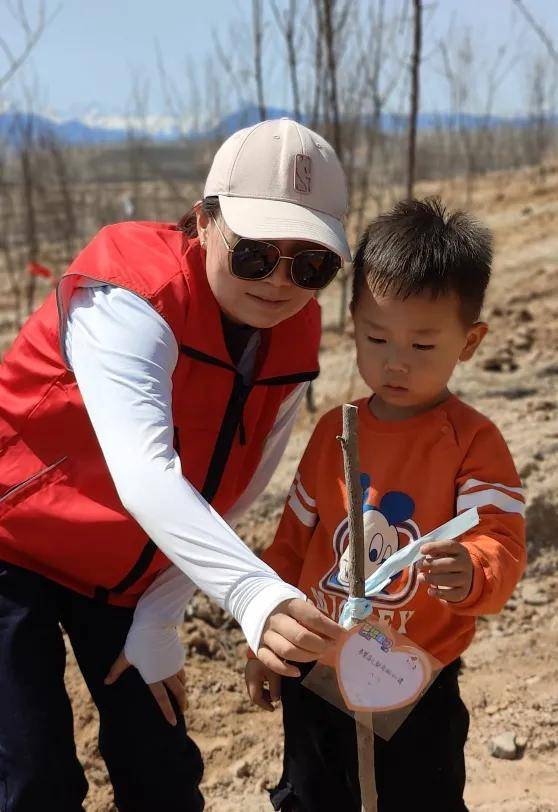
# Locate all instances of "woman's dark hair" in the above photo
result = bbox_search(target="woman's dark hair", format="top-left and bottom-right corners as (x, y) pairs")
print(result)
(352, 197), (493, 324)
(178, 196), (221, 237)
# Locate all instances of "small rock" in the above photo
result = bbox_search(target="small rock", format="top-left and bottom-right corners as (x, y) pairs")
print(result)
(482, 356), (504, 372)
(538, 362), (558, 378)
(234, 760), (252, 779)
(517, 308), (534, 323)
(515, 735), (528, 751)
(519, 461), (538, 479)
(536, 401), (556, 413)
(522, 583), (548, 606)
(489, 731), (519, 760)
(485, 705), (499, 716)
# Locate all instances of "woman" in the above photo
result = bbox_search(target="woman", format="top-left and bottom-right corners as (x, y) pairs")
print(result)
(0, 118), (350, 811)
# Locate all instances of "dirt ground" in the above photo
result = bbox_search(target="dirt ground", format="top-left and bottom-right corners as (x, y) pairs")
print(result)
(45, 164), (558, 810)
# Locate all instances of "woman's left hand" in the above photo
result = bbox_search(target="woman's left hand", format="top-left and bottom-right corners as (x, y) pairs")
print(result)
(257, 598), (342, 677)
(105, 652), (187, 726)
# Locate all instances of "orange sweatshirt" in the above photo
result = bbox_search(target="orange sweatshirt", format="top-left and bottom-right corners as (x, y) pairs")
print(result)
(262, 395), (526, 665)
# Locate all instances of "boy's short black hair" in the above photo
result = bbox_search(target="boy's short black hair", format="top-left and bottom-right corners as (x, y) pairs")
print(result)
(352, 197), (493, 324)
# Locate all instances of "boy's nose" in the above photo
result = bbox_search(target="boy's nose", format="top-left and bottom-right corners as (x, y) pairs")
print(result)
(384, 354), (409, 374)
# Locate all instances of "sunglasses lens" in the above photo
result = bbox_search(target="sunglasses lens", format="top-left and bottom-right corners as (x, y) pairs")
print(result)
(292, 251), (342, 289)
(231, 240), (280, 280)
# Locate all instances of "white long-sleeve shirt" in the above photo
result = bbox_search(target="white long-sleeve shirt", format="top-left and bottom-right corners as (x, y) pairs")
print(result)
(65, 284), (307, 682)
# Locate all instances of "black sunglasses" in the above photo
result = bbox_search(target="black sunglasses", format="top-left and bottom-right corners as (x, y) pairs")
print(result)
(211, 215), (343, 290)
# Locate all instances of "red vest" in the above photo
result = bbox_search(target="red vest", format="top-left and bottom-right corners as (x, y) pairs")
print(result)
(0, 222), (320, 605)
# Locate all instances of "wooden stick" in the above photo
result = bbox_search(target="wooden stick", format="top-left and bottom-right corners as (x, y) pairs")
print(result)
(338, 404), (378, 812)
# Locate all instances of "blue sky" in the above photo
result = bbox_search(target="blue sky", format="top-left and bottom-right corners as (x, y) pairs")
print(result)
(1, 0), (557, 122)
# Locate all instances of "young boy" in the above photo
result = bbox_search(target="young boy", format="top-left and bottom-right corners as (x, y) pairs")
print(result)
(245, 198), (526, 812)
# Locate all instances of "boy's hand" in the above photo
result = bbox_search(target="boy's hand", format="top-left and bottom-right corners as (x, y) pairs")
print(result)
(245, 659), (282, 712)
(258, 598), (341, 678)
(418, 539), (474, 603)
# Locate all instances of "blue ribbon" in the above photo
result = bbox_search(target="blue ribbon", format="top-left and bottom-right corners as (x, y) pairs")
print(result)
(339, 596), (373, 629)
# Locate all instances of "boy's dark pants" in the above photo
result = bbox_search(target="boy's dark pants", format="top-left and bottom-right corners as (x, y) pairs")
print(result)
(272, 659), (469, 812)
(0, 560), (204, 812)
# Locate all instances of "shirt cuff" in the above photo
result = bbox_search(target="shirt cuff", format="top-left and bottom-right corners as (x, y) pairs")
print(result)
(227, 575), (306, 654)
(124, 624), (186, 684)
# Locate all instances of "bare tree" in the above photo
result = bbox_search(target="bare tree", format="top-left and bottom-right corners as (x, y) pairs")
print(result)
(406, 0), (422, 198)
(18, 118), (40, 313)
(212, 26), (249, 123)
(0, 154), (24, 330)
(271, 0), (302, 120)
(352, 1), (410, 235)
(512, 0), (558, 64)
(318, 0), (344, 158)
(39, 131), (78, 264)
(252, 0), (266, 121)
(523, 53), (556, 169)
(0, 0), (55, 92)
(212, 5), (270, 128)
(310, 0), (324, 129)
(438, 31), (476, 206)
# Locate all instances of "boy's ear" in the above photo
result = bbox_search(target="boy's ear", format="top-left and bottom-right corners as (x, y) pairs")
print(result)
(459, 322), (488, 362)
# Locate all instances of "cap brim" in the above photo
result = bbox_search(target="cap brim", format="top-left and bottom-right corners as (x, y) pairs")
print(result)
(218, 196), (352, 262)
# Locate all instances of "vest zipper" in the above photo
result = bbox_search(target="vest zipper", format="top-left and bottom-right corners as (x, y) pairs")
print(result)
(180, 343), (319, 506)
(201, 372), (252, 503)
(0, 456), (68, 503)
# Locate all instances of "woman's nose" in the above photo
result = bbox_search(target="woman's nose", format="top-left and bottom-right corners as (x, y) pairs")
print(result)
(266, 257), (293, 287)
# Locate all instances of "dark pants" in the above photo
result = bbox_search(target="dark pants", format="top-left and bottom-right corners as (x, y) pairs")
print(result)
(272, 659), (469, 812)
(0, 561), (204, 812)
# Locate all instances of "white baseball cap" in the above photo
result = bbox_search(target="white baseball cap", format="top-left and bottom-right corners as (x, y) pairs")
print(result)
(204, 118), (351, 262)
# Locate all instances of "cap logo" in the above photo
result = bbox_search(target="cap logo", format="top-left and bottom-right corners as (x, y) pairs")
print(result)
(294, 154), (312, 194)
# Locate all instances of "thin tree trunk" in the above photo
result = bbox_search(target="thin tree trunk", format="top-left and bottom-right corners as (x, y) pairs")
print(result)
(311, 1), (324, 129)
(19, 126), (39, 316)
(253, 0), (266, 121)
(271, 0), (301, 121)
(407, 0), (422, 199)
(322, 0), (343, 158)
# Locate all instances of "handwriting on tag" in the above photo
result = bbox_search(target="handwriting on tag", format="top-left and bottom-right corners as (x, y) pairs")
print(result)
(336, 620), (432, 712)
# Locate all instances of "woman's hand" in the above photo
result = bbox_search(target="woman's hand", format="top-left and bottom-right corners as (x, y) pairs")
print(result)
(105, 652), (187, 726)
(245, 659), (282, 712)
(256, 598), (341, 677)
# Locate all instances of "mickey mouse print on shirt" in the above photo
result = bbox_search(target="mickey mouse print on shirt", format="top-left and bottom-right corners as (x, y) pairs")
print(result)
(319, 474), (422, 610)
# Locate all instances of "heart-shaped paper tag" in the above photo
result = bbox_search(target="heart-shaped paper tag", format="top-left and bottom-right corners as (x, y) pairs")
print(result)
(336, 620), (432, 712)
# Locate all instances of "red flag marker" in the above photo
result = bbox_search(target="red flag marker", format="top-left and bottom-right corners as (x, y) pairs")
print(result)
(27, 261), (53, 279)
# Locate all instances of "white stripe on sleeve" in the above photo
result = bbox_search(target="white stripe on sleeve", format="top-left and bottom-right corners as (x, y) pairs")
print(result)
(457, 489), (526, 517)
(288, 483), (318, 527)
(458, 478), (524, 497)
(294, 470), (317, 507)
